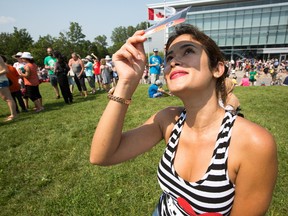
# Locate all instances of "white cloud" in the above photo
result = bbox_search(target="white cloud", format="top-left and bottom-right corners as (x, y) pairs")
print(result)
(0, 16), (16, 24)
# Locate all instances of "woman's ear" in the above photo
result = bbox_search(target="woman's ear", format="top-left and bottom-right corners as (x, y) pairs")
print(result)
(213, 62), (225, 78)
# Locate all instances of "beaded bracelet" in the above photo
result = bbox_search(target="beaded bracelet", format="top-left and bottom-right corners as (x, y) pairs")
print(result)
(107, 93), (131, 105)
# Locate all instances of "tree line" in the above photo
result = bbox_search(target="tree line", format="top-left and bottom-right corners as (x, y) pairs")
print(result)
(0, 21), (151, 67)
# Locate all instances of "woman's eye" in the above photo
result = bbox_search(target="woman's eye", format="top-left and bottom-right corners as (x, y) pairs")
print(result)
(184, 48), (195, 55)
(165, 56), (173, 63)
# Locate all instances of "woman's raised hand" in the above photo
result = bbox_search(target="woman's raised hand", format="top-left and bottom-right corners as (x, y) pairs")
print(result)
(112, 30), (147, 86)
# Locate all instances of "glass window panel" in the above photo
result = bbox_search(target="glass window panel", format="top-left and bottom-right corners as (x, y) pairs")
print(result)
(227, 15), (235, 29)
(267, 32), (276, 44)
(195, 18), (203, 29)
(235, 15), (244, 28)
(236, 10), (244, 15)
(234, 29), (242, 46)
(262, 8), (271, 13)
(279, 10), (287, 25)
(191, 20), (197, 26)
(211, 16), (219, 29)
(219, 14), (227, 29)
(242, 29), (251, 45)
(226, 29), (234, 46)
(218, 29), (226, 46)
(259, 27), (268, 44)
(210, 30), (218, 42)
(261, 12), (270, 27)
(204, 13), (212, 18)
(252, 11), (261, 26)
(250, 27), (259, 45)
(268, 26), (277, 44)
(203, 18), (211, 30)
(276, 27), (285, 44)
(270, 9), (279, 25)
(196, 14), (203, 19)
(244, 14), (252, 28)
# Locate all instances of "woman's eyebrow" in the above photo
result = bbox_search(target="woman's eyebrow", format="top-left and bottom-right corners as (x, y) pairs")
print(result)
(166, 43), (198, 56)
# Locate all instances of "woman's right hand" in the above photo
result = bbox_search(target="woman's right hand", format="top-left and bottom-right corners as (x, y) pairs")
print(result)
(112, 30), (147, 88)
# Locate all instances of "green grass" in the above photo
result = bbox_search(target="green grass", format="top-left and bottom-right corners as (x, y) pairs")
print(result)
(0, 83), (287, 215)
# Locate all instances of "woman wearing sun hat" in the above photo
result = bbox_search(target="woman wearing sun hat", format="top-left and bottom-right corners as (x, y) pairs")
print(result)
(12, 51), (29, 108)
(18, 52), (44, 112)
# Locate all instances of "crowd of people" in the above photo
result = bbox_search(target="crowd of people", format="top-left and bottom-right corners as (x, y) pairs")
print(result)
(225, 57), (288, 86)
(1, 44), (287, 122)
(0, 48), (120, 122)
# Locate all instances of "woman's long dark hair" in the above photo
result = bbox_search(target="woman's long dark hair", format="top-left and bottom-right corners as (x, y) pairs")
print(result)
(53, 51), (67, 68)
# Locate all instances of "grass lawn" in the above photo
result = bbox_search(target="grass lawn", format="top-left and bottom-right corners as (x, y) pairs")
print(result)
(0, 83), (287, 215)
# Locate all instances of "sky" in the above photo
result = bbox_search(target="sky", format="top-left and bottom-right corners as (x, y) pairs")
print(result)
(0, 0), (166, 47)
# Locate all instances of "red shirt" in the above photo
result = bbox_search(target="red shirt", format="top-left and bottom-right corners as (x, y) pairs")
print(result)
(93, 61), (101, 75)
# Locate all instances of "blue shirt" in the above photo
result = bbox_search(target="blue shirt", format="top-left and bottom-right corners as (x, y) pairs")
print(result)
(84, 62), (93, 77)
(149, 55), (162, 75)
(148, 84), (159, 98)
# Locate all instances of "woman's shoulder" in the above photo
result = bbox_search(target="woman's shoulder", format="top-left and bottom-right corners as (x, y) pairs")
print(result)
(232, 117), (276, 157)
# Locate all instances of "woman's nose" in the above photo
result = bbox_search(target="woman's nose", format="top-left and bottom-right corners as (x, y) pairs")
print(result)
(170, 59), (180, 68)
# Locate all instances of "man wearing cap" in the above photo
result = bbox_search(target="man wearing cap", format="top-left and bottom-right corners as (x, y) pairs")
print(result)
(149, 48), (163, 84)
(44, 47), (60, 99)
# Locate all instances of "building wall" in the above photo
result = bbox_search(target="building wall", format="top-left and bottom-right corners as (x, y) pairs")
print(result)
(147, 0), (288, 60)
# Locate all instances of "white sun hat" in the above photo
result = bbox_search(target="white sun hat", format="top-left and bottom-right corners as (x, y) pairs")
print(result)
(105, 55), (111, 61)
(21, 52), (33, 59)
(12, 52), (23, 59)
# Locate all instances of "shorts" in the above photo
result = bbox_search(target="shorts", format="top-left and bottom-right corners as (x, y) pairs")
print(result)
(49, 74), (58, 86)
(0, 80), (9, 88)
(95, 74), (102, 82)
(249, 78), (256, 82)
(26, 85), (42, 101)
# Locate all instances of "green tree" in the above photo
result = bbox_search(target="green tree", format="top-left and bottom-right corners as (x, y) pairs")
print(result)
(30, 35), (56, 66)
(110, 26), (129, 54)
(66, 22), (86, 44)
(136, 21), (151, 30)
(0, 27), (33, 64)
(53, 32), (73, 59)
(93, 35), (109, 59)
(0, 32), (13, 63)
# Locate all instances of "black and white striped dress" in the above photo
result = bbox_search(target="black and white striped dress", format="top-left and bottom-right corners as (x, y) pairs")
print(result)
(156, 110), (236, 216)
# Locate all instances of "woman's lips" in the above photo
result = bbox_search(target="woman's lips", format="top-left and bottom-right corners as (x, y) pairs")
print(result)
(170, 70), (188, 80)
